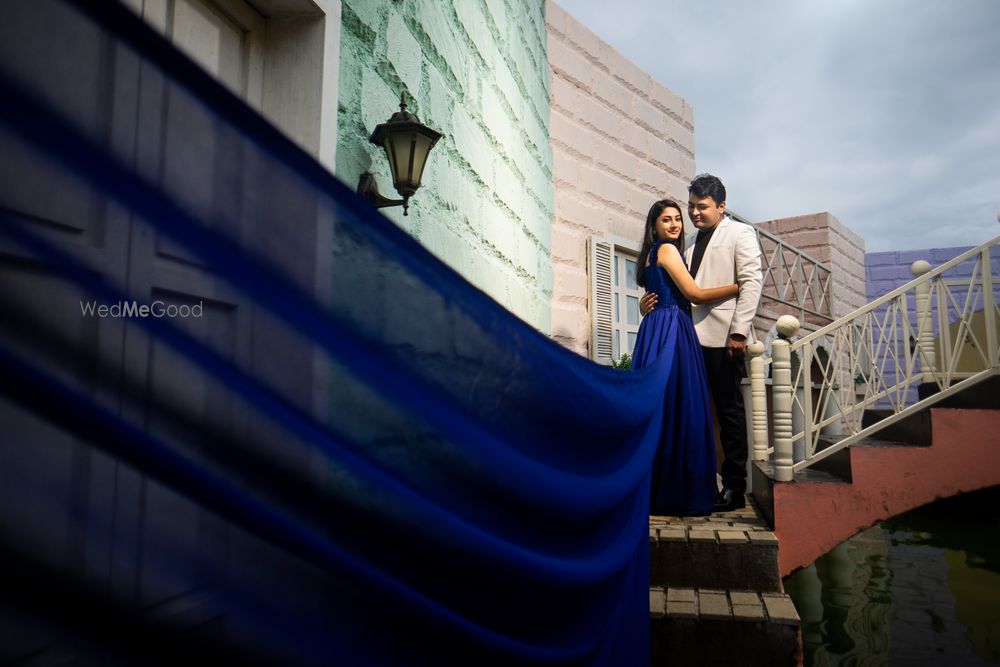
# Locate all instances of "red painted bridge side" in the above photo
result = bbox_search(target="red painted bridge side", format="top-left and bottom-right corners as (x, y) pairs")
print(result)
(771, 408), (1000, 577)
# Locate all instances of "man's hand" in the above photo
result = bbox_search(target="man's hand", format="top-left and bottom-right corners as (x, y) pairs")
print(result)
(639, 292), (657, 317)
(727, 333), (747, 361)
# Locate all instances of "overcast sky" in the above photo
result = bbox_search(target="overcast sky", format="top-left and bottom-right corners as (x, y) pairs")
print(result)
(559, 0), (1000, 252)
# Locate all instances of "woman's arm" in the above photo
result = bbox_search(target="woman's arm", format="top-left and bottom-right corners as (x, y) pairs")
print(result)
(657, 244), (739, 304)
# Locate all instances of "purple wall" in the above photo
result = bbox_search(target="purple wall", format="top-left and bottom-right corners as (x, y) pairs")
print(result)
(866, 245), (1000, 302)
(865, 244), (1000, 405)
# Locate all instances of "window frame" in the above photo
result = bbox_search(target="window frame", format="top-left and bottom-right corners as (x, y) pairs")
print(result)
(589, 235), (644, 364)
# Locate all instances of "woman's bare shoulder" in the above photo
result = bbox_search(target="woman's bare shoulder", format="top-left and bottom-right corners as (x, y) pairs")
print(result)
(658, 243), (681, 259)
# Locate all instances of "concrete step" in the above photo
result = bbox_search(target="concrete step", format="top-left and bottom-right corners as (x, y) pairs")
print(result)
(649, 497), (781, 592)
(861, 409), (932, 445)
(860, 376), (1000, 445)
(649, 587), (801, 666)
(810, 434), (918, 483)
(918, 375), (1000, 409)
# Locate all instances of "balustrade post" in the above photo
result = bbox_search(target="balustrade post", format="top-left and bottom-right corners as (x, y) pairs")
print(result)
(772, 316), (800, 482)
(748, 341), (768, 462)
(912, 260), (934, 383)
(983, 247), (997, 367)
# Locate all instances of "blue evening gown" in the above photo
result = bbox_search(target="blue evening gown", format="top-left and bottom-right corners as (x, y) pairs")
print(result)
(632, 241), (718, 516)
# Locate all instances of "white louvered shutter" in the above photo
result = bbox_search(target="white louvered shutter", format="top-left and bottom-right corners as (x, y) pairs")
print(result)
(589, 238), (614, 363)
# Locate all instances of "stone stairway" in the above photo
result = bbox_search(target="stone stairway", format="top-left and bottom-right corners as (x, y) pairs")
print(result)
(649, 497), (801, 666)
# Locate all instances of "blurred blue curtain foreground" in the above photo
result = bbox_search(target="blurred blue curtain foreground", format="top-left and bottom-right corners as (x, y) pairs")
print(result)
(0, 1), (670, 664)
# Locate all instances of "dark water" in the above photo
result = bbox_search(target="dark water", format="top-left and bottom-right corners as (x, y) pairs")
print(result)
(784, 486), (1000, 666)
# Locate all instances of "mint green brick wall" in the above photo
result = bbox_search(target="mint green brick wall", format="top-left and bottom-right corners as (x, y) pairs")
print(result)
(337, 0), (553, 332)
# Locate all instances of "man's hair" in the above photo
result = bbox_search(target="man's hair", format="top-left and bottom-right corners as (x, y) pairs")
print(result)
(688, 173), (726, 205)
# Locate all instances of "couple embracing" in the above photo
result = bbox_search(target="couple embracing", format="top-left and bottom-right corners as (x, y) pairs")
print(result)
(631, 174), (763, 516)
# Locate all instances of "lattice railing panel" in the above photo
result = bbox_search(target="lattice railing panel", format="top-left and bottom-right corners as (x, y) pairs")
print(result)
(757, 227), (833, 323)
(760, 237), (1000, 475)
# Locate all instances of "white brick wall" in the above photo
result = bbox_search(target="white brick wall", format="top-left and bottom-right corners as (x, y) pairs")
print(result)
(339, 0), (554, 331)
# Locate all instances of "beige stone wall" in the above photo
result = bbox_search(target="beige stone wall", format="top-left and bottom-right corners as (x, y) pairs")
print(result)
(546, 1), (695, 355)
(756, 212), (867, 336)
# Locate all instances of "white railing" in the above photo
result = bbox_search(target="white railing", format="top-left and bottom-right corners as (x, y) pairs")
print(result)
(728, 212), (835, 325)
(756, 225), (834, 324)
(749, 234), (1000, 481)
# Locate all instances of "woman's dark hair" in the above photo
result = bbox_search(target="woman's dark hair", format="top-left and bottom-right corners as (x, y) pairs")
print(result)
(636, 199), (685, 288)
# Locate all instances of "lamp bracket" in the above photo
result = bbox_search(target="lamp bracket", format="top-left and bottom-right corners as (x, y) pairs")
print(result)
(357, 172), (409, 216)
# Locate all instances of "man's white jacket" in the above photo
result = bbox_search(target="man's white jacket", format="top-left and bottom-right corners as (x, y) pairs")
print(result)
(684, 215), (763, 348)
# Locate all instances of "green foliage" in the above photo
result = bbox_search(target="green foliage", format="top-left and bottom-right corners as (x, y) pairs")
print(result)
(610, 353), (632, 370)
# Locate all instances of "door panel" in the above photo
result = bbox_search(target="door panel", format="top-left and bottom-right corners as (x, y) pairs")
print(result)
(1, 0), (326, 657)
(172, 0), (247, 97)
(0, 1), (134, 592)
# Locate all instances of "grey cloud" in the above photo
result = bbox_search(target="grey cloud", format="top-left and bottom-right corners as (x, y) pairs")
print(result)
(558, 0), (1000, 252)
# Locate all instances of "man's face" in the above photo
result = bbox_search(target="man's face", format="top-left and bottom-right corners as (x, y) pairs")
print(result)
(688, 195), (726, 230)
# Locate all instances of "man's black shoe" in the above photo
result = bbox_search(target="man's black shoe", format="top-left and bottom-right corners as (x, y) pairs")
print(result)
(713, 488), (746, 512)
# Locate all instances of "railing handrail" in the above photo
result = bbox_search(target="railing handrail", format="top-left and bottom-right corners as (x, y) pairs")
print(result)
(753, 231), (1000, 482)
(791, 235), (1000, 352)
(755, 225), (832, 274)
(749, 219), (835, 323)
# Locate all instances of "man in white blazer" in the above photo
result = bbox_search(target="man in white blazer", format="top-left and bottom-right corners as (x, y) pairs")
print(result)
(640, 174), (762, 511)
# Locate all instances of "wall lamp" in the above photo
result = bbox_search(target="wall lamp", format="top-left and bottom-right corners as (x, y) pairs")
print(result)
(357, 93), (442, 216)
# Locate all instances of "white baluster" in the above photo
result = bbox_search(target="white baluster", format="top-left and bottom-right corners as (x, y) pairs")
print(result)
(983, 247), (997, 367)
(912, 260), (934, 384)
(772, 315), (800, 482)
(748, 341), (768, 462)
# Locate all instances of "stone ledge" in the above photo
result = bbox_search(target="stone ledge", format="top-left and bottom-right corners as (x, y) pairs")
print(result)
(687, 529), (717, 542)
(649, 587), (665, 618)
(666, 588), (696, 603)
(648, 500), (775, 543)
(748, 531), (779, 546)
(657, 527), (686, 542)
(733, 602), (766, 621)
(762, 593), (801, 625)
(649, 495), (782, 592)
(650, 587), (800, 625)
(698, 590), (730, 620)
(717, 530), (750, 544)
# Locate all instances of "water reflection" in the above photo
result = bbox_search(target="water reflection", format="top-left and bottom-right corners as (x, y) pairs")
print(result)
(784, 486), (1000, 666)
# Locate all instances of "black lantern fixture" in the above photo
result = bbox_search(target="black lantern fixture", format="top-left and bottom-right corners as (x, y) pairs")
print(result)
(357, 93), (442, 216)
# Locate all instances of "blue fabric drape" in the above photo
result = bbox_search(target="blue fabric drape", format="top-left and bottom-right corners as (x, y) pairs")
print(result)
(0, 1), (673, 664)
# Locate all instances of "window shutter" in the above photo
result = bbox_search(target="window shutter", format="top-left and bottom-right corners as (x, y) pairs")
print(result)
(590, 238), (613, 363)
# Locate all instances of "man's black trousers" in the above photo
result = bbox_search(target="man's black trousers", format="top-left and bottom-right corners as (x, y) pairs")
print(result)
(701, 346), (748, 493)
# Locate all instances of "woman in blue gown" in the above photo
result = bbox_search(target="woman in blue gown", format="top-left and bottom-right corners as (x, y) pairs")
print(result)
(631, 200), (739, 516)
